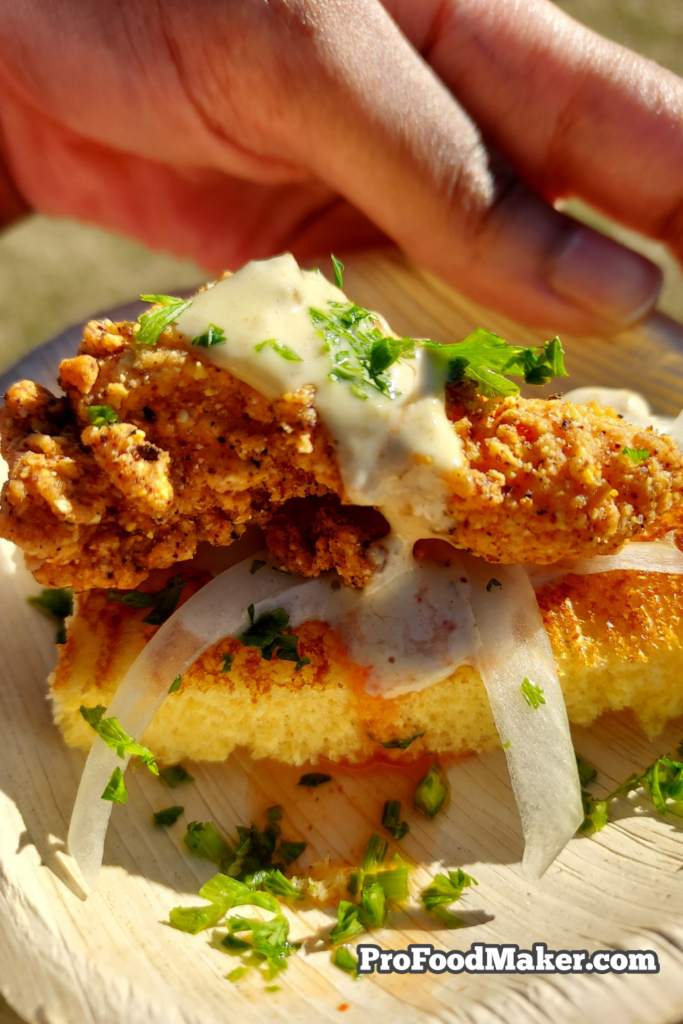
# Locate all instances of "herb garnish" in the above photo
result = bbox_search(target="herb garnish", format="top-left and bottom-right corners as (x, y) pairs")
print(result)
(310, 303), (415, 401)
(159, 763), (194, 787)
(239, 606), (306, 665)
(102, 767), (128, 804)
(370, 731), (425, 750)
(27, 587), (73, 644)
(520, 677), (546, 709)
(250, 559), (267, 575)
(255, 338), (302, 361)
(86, 404), (120, 427)
(168, 675), (182, 694)
(220, 653), (234, 673)
(331, 254), (345, 290)
(423, 330), (568, 399)
(420, 868), (477, 913)
(191, 324), (226, 348)
(332, 947), (359, 977)
(136, 294), (193, 346)
(106, 574), (185, 626)
(622, 447), (650, 463)
(79, 705), (159, 779)
(486, 578), (502, 592)
(298, 772), (332, 788)
(381, 800), (409, 841)
(184, 820), (232, 864)
(414, 762), (448, 819)
(154, 805), (184, 827)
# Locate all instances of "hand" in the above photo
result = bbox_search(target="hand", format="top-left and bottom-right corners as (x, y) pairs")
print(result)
(0, 0), (678, 333)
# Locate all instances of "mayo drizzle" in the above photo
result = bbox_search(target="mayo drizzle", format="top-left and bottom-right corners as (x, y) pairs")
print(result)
(176, 254), (475, 695)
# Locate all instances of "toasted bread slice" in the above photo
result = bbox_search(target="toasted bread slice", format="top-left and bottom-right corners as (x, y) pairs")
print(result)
(50, 567), (683, 766)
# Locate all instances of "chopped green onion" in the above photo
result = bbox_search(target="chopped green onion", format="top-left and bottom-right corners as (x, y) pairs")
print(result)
(332, 947), (359, 977)
(106, 574), (186, 626)
(250, 559), (267, 575)
(414, 762), (448, 819)
(168, 675), (182, 694)
(276, 840), (306, 866)
(486, 578), (502, 592)
(267, 805), (283, 822)
(520, 677), (546, 710)
(381, 800), (409, 841)
(220, 652), (234, 673)
(359, 881), (387, 928)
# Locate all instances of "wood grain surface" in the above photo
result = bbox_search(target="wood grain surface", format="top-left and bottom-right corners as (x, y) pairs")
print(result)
(2, 250), (683, 1024)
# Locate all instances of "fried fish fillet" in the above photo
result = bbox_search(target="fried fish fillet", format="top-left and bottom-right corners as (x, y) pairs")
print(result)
(51, 565), (683, 766)
(2, 316), (682, 591)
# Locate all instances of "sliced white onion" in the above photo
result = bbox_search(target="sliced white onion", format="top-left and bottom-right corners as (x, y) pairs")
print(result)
(466, 559), (583, 879)
(68, 555), (309, 890)
(526, 538), (683, 589)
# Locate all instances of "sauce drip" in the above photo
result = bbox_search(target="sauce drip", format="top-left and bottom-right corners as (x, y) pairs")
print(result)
(176, 254), (477, 697)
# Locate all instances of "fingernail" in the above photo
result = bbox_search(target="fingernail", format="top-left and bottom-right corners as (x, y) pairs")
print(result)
(545, 224), (662, 327)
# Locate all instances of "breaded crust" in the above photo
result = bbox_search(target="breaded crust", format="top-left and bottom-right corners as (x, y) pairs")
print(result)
(51, 567), (683, 766)
(2, 316), (682, 589)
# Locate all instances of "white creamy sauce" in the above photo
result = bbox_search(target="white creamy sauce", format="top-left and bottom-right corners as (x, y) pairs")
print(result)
(176, 254), (476, 695)
(561, 386), (674, 432)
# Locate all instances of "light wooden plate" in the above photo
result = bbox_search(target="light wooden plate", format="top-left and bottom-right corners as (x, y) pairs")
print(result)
(3, 250), (683, 1024)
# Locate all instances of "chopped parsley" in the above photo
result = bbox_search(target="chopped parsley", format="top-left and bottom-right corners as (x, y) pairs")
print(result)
(191, 324), (226, 347)
(520, 677), (546, 709)
(249, 559), (267, 575)
(502, 741), (511, 751)
(239, 606), (305, 664)
(370, 731), (425, 750)
(153, 805), (184, 827)
(331, 254), (344, 289)
(27, 587), (73, 644)
(102, 767), (128, 804)
(159, 763), (194, 787)
(106, 574), (186, 626)
(267, 805), (283, 822)
(310, 302), (415, 400)
(136, 294), (193, 346)
(255, 338), (302, 361)
(220, 653), (234, 673)
(622, 447), (650, 463)
(79, 705), (158, 778)
(423, 330), (568, 399)
(86, 404), (120, 427)
(381, 799), (409, 841)
(298, 772), (332, 788)
(184, 820), (232, 864)
(575, 744), (683, 836)
(276, 840), (307, 866)
(329, 901), (366, 945)
(414, 762), (448, 819)
(295, 657), (311, 671)
(168, 675), (182, 694)
(420, 868), (477, 912)
(486, 578), (502, 592)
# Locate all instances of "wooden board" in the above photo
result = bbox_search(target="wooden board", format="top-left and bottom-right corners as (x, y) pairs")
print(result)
(3, 249), (683, 1024)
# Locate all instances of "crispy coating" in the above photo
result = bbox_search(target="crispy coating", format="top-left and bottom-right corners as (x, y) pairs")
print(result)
(1, 316), (683, 589)
(444, 385), (683, 562)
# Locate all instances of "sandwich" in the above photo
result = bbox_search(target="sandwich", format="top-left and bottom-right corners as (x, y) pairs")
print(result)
(3, 251), (683, 907)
